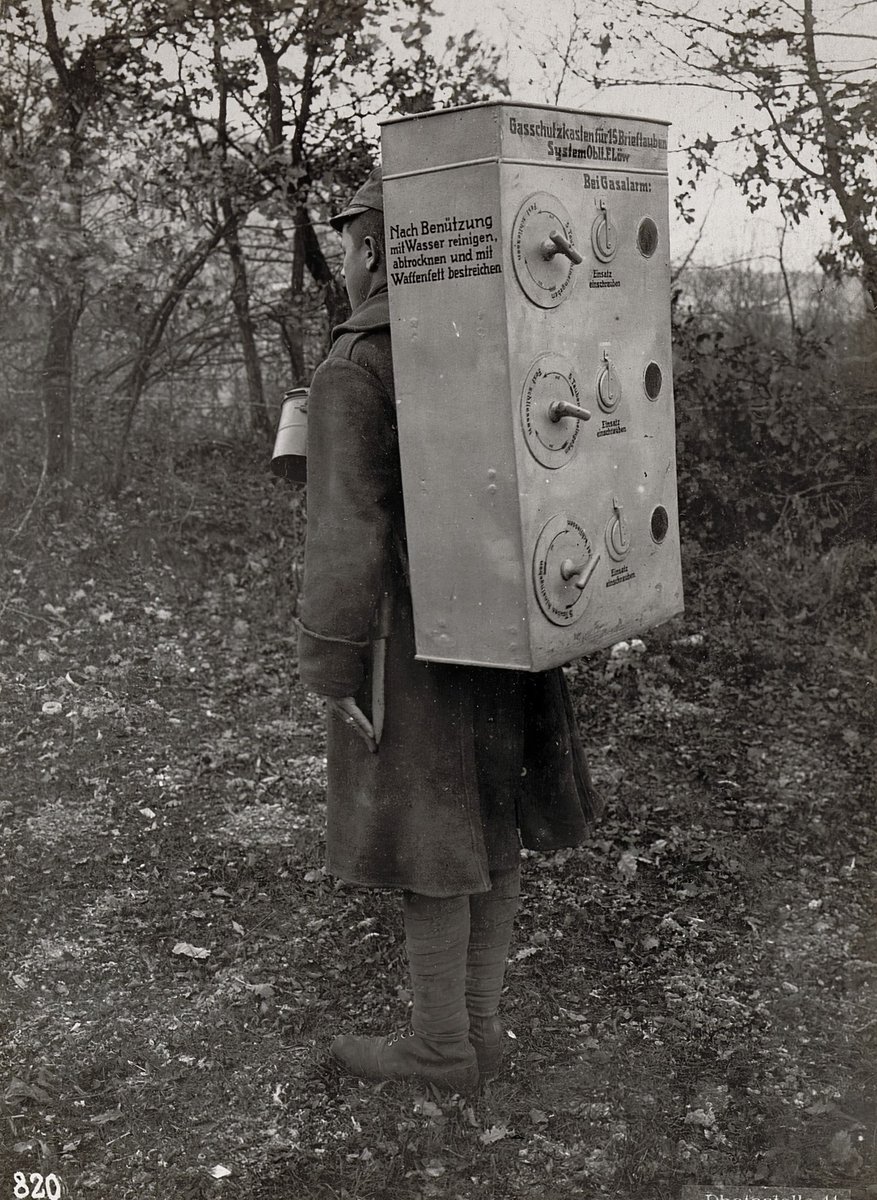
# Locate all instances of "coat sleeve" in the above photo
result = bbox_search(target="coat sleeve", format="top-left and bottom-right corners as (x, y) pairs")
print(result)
(297, 355), (399, 699)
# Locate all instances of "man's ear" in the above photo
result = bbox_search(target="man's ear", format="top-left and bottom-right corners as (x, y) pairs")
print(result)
(363, 235), (383, 273)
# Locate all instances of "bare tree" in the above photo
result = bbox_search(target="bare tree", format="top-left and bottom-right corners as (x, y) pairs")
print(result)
(548, 0), (877, 310)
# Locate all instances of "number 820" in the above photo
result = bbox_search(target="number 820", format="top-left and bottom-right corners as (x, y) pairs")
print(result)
(13, 1174), (63, 1200)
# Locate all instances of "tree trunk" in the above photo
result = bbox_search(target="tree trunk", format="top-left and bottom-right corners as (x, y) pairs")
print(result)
(41, 291), (76, 479)
(107, 216), (235, 496)
(273, 224), (307, 383)
(39, 0), (96, 481)
(254, 28), (347, 336)
(212, 22), (271, 435)
(802, 0), (877, 311)
(236, 269), (271, 437)
(296, 203), (349, 335)
(278, 312), (306, 383)
(223, 206), (270, 435)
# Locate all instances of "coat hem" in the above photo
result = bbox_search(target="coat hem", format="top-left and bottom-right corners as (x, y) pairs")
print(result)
(323, 864), (495, 898)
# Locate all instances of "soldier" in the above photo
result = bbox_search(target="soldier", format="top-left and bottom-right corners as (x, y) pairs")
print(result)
(297, 164), (602, 1093)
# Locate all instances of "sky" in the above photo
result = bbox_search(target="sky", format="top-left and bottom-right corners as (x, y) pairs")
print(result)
(42, 0), (868, 277)
(427, 0), (863, 275)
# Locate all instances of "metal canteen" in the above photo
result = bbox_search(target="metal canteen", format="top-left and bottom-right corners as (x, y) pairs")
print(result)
(271, 387), (309, 483)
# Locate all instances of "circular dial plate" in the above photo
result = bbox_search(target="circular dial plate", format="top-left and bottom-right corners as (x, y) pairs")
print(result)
(520, 354), (584, 468)
(596, 358), (622, 413)
(532, 514), (596, 626)
(605, 508), (631, 560)
(511, 192), (578, 308)
(591, 206), (619, 262)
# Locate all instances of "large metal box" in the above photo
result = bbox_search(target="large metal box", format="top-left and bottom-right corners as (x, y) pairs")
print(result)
(380, 100), (683, 670)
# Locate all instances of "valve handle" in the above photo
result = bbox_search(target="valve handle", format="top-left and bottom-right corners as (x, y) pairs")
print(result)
(541, 230), (584, 265)
(560, 553), (601, 590)
(549, 399), (592, 423)
(597, 353), (620, 408)
(611, 496), (629, 551)
(597, 217), (613, 255)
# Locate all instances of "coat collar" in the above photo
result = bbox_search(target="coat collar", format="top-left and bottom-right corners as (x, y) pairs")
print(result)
(332, 283), (389, 343)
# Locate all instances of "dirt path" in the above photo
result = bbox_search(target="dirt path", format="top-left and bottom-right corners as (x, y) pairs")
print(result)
(1, 475), (873, 1199)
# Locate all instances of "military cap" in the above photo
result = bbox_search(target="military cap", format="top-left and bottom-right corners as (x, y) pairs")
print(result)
(329, 165), (383, 231)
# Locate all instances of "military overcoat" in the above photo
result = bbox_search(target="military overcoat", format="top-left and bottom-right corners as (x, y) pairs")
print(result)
(297, 284), (602, 897)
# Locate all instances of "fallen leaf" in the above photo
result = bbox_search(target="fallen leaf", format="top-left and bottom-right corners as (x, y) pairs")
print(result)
(4, 1079), (52, 1104)
(617, 849), (638, 882)
(91, 1109), (123, 1126)
(414, 1097), (444, 1119)
(35, 1067), (59, 1090)
(684, 1107), (715, 1128)
(805, 1101), (837, 1116)
(246, 982), (275, 1000)
(172, 942), (210, 959)
(479, 1123), (512, 1144)
(559, 1006), (590, 1024)
(673, 633), (704, 648)
(828, 1128), (862, 1173)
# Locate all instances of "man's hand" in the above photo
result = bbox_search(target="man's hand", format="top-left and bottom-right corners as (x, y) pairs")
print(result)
(327, 696), (377, 753)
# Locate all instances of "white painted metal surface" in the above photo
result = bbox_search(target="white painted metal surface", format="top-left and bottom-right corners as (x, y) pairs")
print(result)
(382, 101), (683, 669)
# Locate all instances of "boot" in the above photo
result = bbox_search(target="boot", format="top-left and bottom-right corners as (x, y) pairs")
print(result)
(329, 1028), (477, 1093)
(330, 892), (478, 1093)
(469, 1013), (504, 1080)
(466, 865), (520, 1081)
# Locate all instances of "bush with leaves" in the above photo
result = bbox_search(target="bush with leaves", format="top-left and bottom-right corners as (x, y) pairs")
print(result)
(672, 286), (875, 556)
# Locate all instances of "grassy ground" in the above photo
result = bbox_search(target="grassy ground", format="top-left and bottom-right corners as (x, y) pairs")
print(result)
(1, 447), (874, 1199)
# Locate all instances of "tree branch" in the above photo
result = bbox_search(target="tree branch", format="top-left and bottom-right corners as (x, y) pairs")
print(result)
(671, 183), (720, 284)
(802, 0), (877, 305)
(39, 0), (70, 91)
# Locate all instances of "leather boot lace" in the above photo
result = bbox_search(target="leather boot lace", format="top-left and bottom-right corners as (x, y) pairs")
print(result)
(385, 1029), (415, 1047)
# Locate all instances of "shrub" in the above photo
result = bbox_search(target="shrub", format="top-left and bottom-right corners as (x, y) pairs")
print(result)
(671, 278), (875, 555)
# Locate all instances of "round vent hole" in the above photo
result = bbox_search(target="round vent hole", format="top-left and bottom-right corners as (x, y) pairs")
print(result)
(650, 505), (669, 544)
(637, 217), (659, 257)
(644, 361), (663, 400)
